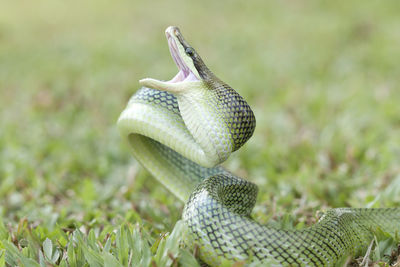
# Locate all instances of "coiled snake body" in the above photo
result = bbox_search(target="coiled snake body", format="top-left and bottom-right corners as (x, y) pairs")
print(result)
(118, 26), (400, 266)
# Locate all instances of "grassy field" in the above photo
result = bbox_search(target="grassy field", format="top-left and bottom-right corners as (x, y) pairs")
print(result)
(1, 0), (400, 266)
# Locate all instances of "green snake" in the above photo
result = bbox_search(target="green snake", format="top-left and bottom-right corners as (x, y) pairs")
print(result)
(117, 26), (400, 266)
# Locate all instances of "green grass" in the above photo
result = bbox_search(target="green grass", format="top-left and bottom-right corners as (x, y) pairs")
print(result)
(1, 0), (400, 266)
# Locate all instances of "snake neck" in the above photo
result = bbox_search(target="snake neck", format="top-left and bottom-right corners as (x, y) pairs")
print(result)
(175, 80), (256, 166)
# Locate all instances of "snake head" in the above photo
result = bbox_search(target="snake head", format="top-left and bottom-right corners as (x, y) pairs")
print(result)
(139, 26), (211, 93)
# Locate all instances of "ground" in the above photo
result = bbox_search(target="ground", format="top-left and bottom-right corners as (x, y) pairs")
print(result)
(0, 0), (399, 266)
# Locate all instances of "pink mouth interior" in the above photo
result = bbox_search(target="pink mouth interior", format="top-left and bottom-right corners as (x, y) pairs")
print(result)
(166, 34), (199, 83)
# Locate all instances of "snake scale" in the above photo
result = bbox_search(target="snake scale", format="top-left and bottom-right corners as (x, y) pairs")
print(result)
(117, 26), (400, 266)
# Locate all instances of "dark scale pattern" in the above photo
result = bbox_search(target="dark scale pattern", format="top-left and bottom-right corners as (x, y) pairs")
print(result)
(131, 87), (180, 115)
(183, 173), (400, 266)
(151, 137), (226, 184)
(208, 81), (256, 151)
(204, 174), (258, 216)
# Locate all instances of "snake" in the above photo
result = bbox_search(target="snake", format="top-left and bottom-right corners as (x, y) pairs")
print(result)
(117, 26), (400, 266)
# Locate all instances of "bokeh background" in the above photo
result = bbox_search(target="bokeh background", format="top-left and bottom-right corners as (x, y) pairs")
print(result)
(1, 0), (399, 265)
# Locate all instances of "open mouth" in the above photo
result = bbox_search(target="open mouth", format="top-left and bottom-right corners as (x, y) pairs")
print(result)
(166, 32), (199, 83)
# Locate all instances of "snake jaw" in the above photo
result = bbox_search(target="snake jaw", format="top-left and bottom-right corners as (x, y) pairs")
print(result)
(139, 78), (203, 94)
(139, 26), (203, 94)
(166, 32), (190, 78)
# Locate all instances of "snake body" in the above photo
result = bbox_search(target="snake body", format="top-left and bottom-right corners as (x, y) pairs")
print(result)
(118, 26), (400, 266)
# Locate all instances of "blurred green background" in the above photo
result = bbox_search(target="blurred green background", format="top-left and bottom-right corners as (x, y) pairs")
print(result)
(0, 0), (399, 265)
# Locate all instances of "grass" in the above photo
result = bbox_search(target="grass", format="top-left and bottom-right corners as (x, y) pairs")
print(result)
(0, 0), (399, 266)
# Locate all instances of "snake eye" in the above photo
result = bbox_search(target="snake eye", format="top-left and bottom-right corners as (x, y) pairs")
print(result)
(185, 47), (195, 57)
